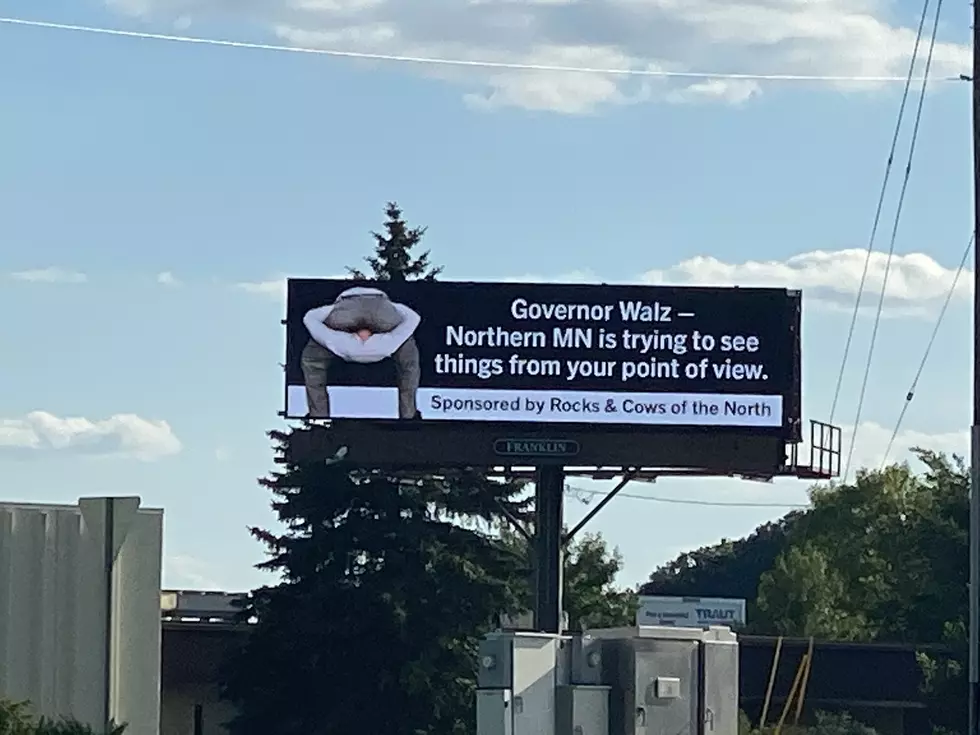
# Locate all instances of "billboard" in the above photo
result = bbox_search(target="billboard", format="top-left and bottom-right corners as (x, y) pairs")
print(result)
(284, 279), (800, 432)
(636, 596), (747, 629)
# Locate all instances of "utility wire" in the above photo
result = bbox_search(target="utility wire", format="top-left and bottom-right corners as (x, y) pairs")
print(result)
(842, 0), (944, 482)
(880, 231), (975, 468)
(0, 16), (967, 85)
(828, 0), (933, 426)
(566, 486), (808, 509)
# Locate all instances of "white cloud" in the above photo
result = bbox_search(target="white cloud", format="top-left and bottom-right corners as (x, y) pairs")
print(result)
(236, 278), (287, 299)
(240, 271), (600, 296)
(165, 554), (222, 590)
(10, 267), (87, 284)
(0, 411), (182, 461)
(839, 420), (966, 473)
(665, 79), (761, 105)
(103, 0), (970, 113)
(237, 273), (348, 301)
(238, 249), (968, 317)
(500, 269), (600, 284)
(157, 271), (180, 286)
(237, 270), (601, 299)
(642, 248), (970, 316)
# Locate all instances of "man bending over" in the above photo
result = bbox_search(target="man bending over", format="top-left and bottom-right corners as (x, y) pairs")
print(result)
(300, 286), (422, 419)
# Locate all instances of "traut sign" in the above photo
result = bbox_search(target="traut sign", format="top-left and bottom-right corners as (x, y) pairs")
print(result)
(636, 595), (747, 629)
(492, 438), (581, 458)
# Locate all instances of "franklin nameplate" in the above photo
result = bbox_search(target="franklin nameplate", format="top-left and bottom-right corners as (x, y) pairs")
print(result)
(493, 438), (581, 458)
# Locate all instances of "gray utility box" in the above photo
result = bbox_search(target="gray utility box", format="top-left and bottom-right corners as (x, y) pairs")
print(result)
(474, 626), (737, 735)
(701, 627), (740, 734)
(587, 625), (739, 735)
(556, 685), (610, 735)
(478, 632), (563, 735)
(477, 690), (514, 735)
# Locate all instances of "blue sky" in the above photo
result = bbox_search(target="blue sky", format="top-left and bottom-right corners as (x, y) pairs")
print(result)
(0, 0), (975, 594)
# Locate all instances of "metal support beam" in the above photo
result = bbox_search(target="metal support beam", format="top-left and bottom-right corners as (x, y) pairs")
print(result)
(495, 500), (532, 542)
(533, 466), (564, 634)
(563, 469), (638, 547)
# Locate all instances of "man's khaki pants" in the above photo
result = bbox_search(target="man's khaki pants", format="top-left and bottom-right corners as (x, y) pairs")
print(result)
(300, 337), (421, 419)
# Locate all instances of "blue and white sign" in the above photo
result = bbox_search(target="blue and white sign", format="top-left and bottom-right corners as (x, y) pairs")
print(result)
(636, 595), (746, 629)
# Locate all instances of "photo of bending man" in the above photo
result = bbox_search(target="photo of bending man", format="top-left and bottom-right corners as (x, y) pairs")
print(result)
(300, 286), (422, 419)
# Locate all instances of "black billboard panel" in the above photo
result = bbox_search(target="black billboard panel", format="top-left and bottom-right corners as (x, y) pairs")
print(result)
(284, 279), (801, 435)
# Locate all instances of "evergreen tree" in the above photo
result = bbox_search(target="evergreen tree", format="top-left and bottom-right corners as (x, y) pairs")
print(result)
(221, 203), (528, 735)
(348, 202), (442, 282)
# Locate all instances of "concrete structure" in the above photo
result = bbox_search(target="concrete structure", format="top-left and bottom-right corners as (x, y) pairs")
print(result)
(0, 497), (163, 735)
(160, 592), (240, 735)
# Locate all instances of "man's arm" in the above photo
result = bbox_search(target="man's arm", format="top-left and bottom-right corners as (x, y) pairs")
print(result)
(303, 305), (338, 349)
(355, 304), (421, 361)
(304, 304), (366, 360)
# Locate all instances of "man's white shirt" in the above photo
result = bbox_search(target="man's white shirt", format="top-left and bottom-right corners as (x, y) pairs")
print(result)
(303, 301), (421, 363)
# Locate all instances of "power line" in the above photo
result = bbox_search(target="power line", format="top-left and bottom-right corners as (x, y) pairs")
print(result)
(842, 0), (944, 482)
(0, 16), (968, 85)
(880, 231), (975, 468)
(566, 486), (807, 509)
(828, 0), (934, 426)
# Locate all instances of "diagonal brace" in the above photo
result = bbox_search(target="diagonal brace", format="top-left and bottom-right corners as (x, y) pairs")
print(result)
(496, 500), (532, 541)
(563, 468), (638, 546)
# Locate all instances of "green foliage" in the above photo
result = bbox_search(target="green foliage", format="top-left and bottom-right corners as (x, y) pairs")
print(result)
(230, 465), (523, 733)
(652, 449), (969, 733)
(739, 710), (755, 735)
(755, 451), (968, 644)
(756, 542), (869, 640)
(563, 533), (637, 630)
(805, 711), (878, 735)
(499, 528), (637, 630)
(347, 201), (442, 282)
(0, 699), (33, 735)
(738, 710), (877, 735)
(222, 457), (529, 735)
(647, 449), (969, 647)
(642, 516), (800, 632)
(917, 649), (966, 735)
(0, 699), (125, 735)
(222, 205), (529, 735)
(33, 719), (126, 735)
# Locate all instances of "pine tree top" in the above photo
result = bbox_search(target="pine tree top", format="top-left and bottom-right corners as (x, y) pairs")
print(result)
(347, 201), (443, 282)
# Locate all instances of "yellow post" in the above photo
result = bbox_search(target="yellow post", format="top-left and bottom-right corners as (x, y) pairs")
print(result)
(793, 637), (815, 724)
(774, 653), (808, 734)
(759, 636), (783, 728)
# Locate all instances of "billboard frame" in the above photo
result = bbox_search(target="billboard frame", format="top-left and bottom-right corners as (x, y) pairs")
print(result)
(280, 279), (830, 636)
(282, 280), (804, 441)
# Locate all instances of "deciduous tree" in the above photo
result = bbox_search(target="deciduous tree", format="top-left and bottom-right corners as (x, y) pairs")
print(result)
(563, 532), (637, 630)
(642, 516), (800, 633)
(757, 453), (968, 644)
(500, 528), (637, 630)
(649, 449), (969, 733)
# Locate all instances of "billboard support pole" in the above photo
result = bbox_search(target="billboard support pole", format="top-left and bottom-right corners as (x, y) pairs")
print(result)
(533, 465), (564, 634)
